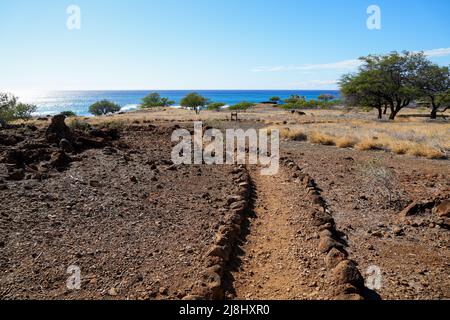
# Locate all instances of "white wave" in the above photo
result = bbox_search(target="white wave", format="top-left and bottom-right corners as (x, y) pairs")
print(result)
(120, 104), (139, 112)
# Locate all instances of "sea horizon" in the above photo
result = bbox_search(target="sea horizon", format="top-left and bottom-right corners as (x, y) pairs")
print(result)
(14, 89), (341, 117)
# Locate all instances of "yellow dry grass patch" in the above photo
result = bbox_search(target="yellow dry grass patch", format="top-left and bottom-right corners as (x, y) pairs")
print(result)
(309, 131), (336, 146)
(335, 136), (358, 148)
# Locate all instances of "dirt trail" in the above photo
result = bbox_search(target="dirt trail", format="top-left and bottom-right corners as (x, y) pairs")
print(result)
(228, 167), (333, 300)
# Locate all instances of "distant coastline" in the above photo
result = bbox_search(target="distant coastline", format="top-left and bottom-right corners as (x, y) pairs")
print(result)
(14, 90), (340, 117)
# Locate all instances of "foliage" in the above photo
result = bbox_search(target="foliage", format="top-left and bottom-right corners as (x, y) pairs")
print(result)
(318, 93), (335, 102)
(89, 100), (121, 116)
(269, 96), (281, 103)
(340, 51), (430, 120)
(207, 102), (226, 111)
(141, 92), (174, 108)
(414, 62), (450, 119)
(0, 93), (37, 125)
(228, 101), (255, 110)
(180, 92), (209, 110)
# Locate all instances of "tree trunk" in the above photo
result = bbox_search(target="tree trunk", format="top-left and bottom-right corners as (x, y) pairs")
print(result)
(377, 107), (382, 119)
(430, 108), (438, 120)
(383, 104), (388, 115)
(389, 111), (397, 120)
(430, 98), (437, 120)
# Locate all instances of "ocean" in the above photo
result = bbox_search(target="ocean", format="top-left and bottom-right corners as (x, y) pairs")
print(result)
(16, 90), (341, 117)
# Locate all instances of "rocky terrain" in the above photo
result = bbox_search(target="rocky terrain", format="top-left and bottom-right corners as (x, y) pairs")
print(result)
(0, 114), (449, 300)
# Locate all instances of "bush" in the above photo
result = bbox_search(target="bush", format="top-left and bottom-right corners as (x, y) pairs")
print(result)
(89, 100), (121, 116)
(318, 93), (335, 102)
(229, 101), (255, 111)
(60, 111), (77, 117)
(207, 102), (226, 111)
(270, 96), (281, 103)
(12, 103), (36, 120)
(67, 118), (92, 132)
(0, 93), (37, 125)
(141, 93), (174, 108)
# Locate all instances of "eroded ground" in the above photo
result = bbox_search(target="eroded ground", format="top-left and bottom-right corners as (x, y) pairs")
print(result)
(1, 108), (449, 300)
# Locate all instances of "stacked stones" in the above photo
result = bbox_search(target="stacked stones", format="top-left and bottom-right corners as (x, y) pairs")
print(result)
(184, 165), (251, 300)
(281, 158), (366, 300)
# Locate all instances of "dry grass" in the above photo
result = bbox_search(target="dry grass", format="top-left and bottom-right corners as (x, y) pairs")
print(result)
(279, 127), (307, 141)
(266, 114), (449, 159)
(335, 136), (358, 148)
(309, 131), (335, 146)
(355, 137), (384, 151)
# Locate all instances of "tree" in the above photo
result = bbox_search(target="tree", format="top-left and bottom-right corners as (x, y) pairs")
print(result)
(269, 96), (281, 103)
(340, 73), (386, 119)
(0, 93), (18, 126)
(180, 92), (209, 114)
(0, 93), (37, 126)
(284, 95), (305, 104)
(89, 100), (121, 116)
(13, 103), (37, 120)
(340, 51), (425, 120)
(160, 97), (175, 107)
(414, 63), (450, 119)
(359, 51), (422, 120)
(207, 102), (225, 111)
(318, 93), (335, 102)
(141, 92), (174, 108)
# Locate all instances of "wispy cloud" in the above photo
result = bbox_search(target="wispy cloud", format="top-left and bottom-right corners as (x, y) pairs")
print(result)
(252, 47), (450, 73)
(292, 80), (338, 89)
(423, 48), (450, 57)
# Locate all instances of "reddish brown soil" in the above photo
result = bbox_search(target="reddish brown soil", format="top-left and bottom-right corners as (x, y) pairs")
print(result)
(283, 141), (450, 299)
(1, 119), (449, 300)
(0, 124), (237, 299)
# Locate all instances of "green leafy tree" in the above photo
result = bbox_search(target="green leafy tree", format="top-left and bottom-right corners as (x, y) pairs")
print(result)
(141, 92), (174, 108)
(0, 93), (18, 126)
(340, 51), (425, 120)
(207, 102), (226, 111)
(89, 100), (121, 116)
(0, 93), (37, 125)
(160, 97), (175, 107)
(340, 73), (387, 119)
(414, 63), (450, 119)
(180, 92), (209, 114)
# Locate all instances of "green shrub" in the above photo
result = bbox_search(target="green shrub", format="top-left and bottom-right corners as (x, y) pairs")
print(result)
(207, 102), (226, 111)
(229, 101), (255, 110)
(67, 118), (92, 132)
(270, 96), (281, 103)
(0, 93), (37, 125)
(89, 100), (121, 116)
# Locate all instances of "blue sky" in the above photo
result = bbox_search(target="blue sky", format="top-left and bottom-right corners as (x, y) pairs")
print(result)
(1, 0), (449, 91)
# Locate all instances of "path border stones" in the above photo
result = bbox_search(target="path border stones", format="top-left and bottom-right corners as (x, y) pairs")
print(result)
(184, 165), (251, 300)
(281, 157), (368, 300)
